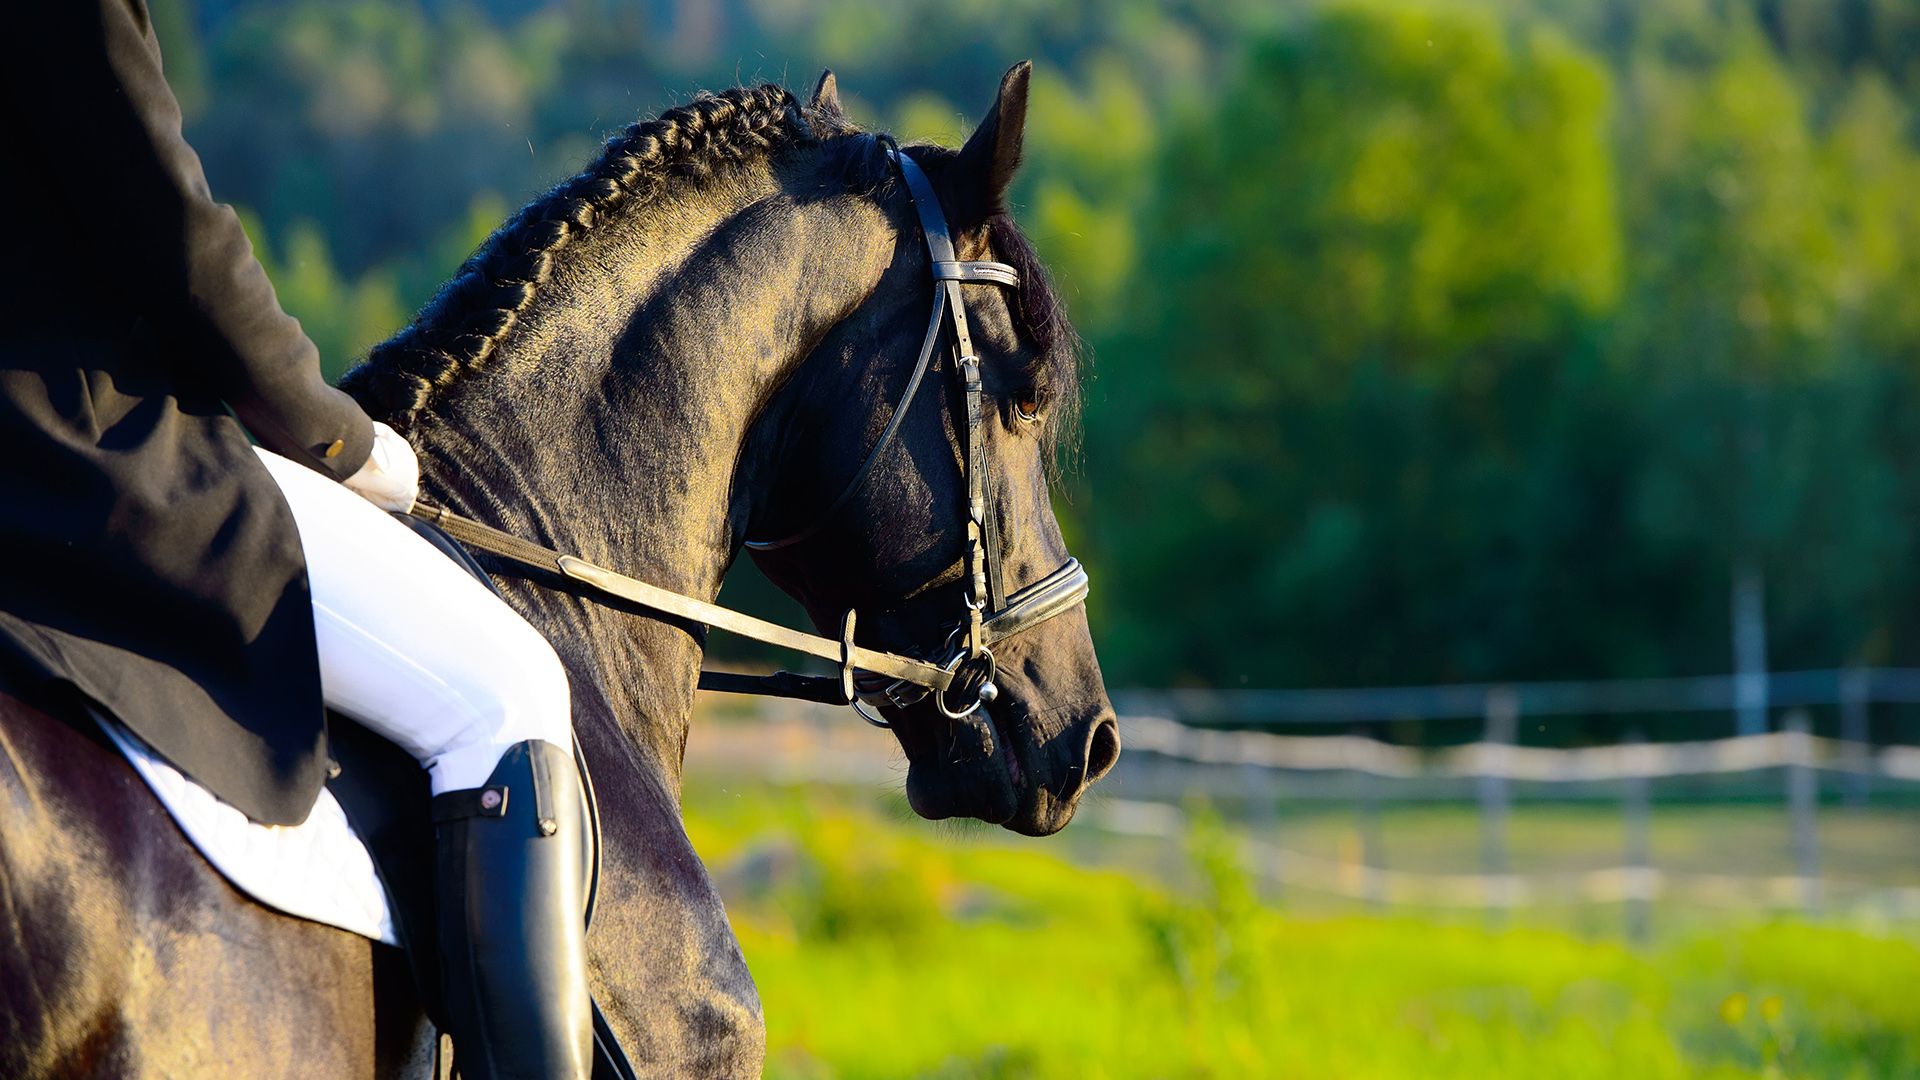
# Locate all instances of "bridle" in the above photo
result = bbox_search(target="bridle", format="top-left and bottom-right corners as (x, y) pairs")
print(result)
(407, 146), (1089, 726)
(744, 145), (1088, 723)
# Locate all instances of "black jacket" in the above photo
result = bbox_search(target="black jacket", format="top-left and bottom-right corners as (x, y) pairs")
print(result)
(0, 0), (376, 825)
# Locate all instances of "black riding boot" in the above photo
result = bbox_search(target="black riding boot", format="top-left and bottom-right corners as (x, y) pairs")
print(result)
(433, 739), (592, 1080)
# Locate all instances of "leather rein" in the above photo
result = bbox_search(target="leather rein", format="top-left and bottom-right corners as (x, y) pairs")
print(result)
(407, 147), (1089, 727)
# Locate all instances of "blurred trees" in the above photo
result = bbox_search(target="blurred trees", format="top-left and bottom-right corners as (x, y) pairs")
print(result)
(1083, 0), (1920, 689)
(1612, 21), (1891, 689)
(1085, 6), (1625, 686)
(154, 0), (1920, 690)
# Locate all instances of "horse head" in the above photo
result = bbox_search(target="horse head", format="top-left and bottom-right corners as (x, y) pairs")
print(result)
(742, 65), (1120, 836)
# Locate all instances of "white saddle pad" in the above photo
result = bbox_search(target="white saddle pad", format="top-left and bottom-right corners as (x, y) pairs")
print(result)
(101, 718), (398, 946)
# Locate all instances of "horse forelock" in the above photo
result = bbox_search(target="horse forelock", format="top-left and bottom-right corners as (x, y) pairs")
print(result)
(985, 213), (1084, 473)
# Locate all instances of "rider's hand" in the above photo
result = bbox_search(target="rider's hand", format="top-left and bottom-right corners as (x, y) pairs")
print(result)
(342, 421), (420, 514)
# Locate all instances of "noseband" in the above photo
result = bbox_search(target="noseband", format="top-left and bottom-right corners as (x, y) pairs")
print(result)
(408, 147), (1088, 725)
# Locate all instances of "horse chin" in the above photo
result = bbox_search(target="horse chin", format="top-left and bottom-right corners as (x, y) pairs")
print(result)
(1002, 787), (1080, 837)
(903, 755), (1019, 826)
(899, 707), (1024, 827)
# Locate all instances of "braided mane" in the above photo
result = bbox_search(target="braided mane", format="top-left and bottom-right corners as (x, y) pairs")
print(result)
(344, 84), (828, 430)
(343, 81), (1082, 466)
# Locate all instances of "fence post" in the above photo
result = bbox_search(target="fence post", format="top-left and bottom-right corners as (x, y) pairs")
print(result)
(1783, 709), (1822, 913)
(1353, 724), (1386, 910)
(1732, 561), (1769, 736)
(1622, 727), (1652, 944)
(1242, 758), (1279, 903)
(1480, 686), (1518, 920)
(1840, 666), (1870, 810)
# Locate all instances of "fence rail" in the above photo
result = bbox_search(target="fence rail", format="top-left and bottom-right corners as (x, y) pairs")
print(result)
(1120, 714), (1920, 781)
(1115, 666), (1916, 725)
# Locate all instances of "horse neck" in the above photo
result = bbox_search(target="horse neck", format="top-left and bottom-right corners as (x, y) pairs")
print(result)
(403, 169), (892, 776)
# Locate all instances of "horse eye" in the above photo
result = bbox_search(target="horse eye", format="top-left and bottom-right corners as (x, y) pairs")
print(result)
(1014, 391), (1043, 424)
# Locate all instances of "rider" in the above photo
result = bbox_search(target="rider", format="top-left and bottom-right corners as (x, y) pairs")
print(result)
(0, 5), (589, 1076)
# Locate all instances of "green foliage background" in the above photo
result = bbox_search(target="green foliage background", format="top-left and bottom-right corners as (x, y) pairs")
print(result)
(159, 0), (1920, 695)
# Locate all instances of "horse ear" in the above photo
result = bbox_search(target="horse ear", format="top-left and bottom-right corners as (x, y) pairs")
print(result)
(809, 69), (843, 118)
(949, 60), (1031, 227)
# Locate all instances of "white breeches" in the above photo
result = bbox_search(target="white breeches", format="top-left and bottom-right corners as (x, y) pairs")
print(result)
(253, 447), (572, 795)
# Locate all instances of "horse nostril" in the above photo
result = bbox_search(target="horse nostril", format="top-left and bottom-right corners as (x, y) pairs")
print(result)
(1083, 718), (1121, 784)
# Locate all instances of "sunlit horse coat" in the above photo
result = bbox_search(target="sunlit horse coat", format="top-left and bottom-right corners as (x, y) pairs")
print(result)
(0, 0), (375, 825)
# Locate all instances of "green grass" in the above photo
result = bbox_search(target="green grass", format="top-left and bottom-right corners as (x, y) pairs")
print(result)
(681, 782), (1920, 1079)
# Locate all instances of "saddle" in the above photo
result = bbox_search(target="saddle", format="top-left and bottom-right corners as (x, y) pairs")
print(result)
(99, 513), (636, 1080)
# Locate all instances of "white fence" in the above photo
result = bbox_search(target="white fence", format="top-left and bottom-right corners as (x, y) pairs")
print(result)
(1113, 666), (1920, 726)
(1120, 714), (1920, 782)
(1106, 670), (1920, 932)
(690, 668), (1920, 932)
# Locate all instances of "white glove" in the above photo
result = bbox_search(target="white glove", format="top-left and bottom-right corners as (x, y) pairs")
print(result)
(342, 420), (420, 513)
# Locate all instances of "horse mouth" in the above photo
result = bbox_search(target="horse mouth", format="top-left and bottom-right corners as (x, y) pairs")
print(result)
(996, 705), (1121, 837)
(989, 709), (1059, 837)
(901, 704), (1108, 837)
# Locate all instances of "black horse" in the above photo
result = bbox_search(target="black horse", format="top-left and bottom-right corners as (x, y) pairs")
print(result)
(0, 65), (1117, 1076)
